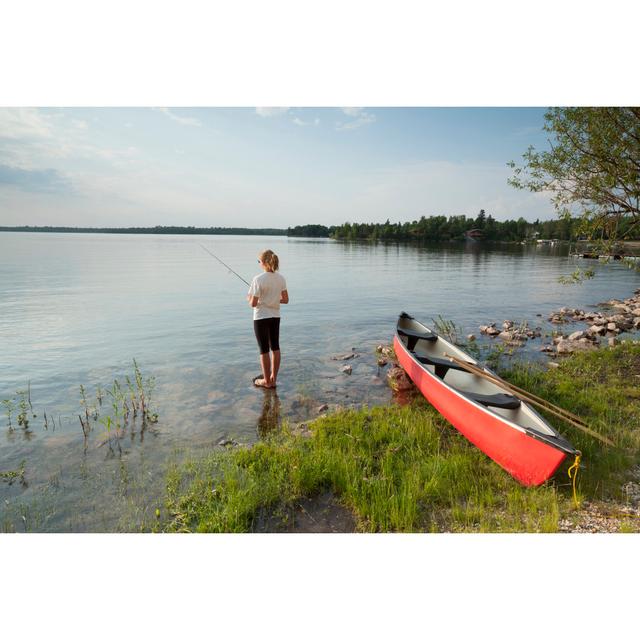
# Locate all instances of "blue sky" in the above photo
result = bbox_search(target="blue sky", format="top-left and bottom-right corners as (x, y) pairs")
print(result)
(0, 107), (556, 228)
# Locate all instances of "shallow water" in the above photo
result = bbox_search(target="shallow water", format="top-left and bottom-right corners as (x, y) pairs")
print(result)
(1, 232), (638, 531)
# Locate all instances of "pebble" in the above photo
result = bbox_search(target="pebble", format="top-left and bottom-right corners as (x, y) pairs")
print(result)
(340, 364), (352, 375)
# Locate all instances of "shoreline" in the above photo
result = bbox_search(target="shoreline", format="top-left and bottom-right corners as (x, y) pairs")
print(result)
(163, 283), (640, 533)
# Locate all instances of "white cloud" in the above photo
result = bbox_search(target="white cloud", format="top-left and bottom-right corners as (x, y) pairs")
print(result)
(336, 108), (376, 131)
(292, 116), (320, 127)
(255, 107), (290, 117)
(153, 107), (202, 127)
(0, 107), (53, 140)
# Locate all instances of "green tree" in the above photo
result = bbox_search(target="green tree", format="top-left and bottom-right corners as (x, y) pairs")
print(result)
(508, 107), (640, 244)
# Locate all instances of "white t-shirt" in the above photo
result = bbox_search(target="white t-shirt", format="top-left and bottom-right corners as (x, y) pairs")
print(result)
(248, 271), (287, 320)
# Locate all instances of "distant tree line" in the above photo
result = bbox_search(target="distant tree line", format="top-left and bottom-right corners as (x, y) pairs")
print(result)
(0, 225), (287, 236)
(6, 214), (639, 242)
(286, 224), (335, 237)
(328, 211), (640, 243)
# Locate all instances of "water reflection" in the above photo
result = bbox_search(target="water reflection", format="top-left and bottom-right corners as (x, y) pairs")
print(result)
(257, 390), (281, 438)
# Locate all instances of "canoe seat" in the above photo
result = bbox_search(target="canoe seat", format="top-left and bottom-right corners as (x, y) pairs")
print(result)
(414, 353), (470, 380)
(398, 327), (438, 351)
(462, 391), (521, 410)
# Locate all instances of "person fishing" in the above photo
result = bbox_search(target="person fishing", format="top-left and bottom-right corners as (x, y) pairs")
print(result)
(247, 249), (288, 389)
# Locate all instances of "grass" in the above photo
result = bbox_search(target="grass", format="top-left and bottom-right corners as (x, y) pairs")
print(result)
(165, 342), (640, 533)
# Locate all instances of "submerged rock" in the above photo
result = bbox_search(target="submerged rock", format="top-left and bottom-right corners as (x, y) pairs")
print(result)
(386, 365), (414, 392)
(340, 364), (353, 375)
(331, 352), (357, 361)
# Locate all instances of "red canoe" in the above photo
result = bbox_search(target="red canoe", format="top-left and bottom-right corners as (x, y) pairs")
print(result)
(394, 312), (577, 486)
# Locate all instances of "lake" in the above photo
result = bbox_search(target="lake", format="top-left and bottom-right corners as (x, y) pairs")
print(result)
(1, 232), (638, 531)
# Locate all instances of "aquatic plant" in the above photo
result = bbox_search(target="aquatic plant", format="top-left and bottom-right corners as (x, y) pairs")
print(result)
(79, 384), (91, 428)
(15, 390), (29, 428)
(133, 359), (146, 418)
(0, 460), (26, 486)
(432, 315), (460, 345)
(2, 398), (15, 431)
(558, 268), (595, 285)
(132, 359), (158, 423)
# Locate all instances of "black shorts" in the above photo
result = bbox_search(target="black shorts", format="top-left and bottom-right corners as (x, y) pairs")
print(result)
(253, 317), (281, 354)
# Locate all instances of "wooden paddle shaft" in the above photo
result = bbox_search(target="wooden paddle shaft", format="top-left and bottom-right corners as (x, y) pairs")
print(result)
(443, 352), (614, 447)
(443, 352), (585, 424)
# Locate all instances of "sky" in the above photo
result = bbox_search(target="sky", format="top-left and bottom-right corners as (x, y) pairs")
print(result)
(0, 107), (557, 228)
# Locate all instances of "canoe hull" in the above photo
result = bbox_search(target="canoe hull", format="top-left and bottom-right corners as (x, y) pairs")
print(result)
(394, 335), (567, 486)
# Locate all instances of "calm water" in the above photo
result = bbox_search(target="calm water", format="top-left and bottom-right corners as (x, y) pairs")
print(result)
(1, 232), (638, 531)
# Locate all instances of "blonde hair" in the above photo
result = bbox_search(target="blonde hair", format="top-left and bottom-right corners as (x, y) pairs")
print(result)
(259, 249), (279, 272)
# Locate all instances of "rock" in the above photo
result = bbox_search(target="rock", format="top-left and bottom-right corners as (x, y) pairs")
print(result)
(317, 404), (329, 413)
(547, 361), (560, 368)
(290, 422), (312, 438)
(593, 316), (606, 326)
(557, 337), (597, 354)
(377, 345), (396, 360)
(386, 366), (414, 392)
(607, 322), (618, 332)
(613, 304), (631, 313)
(466, 334), (476, 342)
(556, 339), (574, 354)
(540, 345), (555, 353)
(588, 324), (606, 336)
(217, 438), (239, 448)
(608, 337), (618, 347)
(377, 357), (388, 367)
(633, 309), (640, 317)
(502, 320), (514, 330)
(331, 353), (356, 361)
(568, 330), (585, 341)
(486, 326), (500, 336)
(498, 330), (513, 341)
(634, 317), (640, 329)
(340, 364), (352, 375)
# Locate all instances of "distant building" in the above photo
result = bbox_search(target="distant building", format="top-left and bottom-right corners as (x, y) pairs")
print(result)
(465, 229), (484, 239)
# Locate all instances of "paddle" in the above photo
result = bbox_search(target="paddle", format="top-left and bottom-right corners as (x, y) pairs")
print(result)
(442, 352), (615, 447)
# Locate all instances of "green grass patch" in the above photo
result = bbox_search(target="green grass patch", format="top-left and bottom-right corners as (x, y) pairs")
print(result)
(165, 343), (640, 533)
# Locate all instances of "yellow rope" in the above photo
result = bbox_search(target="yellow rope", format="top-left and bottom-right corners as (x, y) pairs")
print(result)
(567, 452), (582, 508)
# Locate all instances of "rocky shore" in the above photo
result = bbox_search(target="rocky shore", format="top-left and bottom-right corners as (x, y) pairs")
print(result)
(480, 288), (640, 355)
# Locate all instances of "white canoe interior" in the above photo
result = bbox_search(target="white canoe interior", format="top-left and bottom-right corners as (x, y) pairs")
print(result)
(397, 315), (560, 439)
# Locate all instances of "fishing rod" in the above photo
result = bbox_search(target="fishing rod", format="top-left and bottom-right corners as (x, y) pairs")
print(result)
(198, 243), (251, 286)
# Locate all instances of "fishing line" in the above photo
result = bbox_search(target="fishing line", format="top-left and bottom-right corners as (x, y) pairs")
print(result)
(199, 243), (251, 287)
